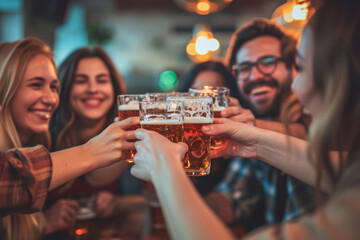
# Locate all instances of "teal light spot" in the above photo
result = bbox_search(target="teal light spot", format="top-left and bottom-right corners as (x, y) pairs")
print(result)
(159, 70), (178, 91)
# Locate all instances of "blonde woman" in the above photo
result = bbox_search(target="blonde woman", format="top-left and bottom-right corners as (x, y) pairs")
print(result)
(0, 37), (137, 239)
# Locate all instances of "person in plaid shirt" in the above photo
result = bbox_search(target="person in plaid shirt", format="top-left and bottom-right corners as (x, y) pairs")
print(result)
(0, 37), (138, 239)
(205, 18), (315, 232)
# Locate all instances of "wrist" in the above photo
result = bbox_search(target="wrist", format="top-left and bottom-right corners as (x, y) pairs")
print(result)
(151, 155), (185, 185)
(79, 143), (99, 171)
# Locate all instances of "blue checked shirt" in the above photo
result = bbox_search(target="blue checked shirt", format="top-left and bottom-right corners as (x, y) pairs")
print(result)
(216, 157), (316, 229)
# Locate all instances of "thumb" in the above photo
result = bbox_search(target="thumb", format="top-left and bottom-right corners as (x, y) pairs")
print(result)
(177, 142), (188, 154)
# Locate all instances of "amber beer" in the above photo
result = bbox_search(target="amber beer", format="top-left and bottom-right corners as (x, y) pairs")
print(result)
(212, 106), (228, 150)
(140, 120), (183, 143)
(117, 105), (140, 163)
(183, 117), (212, 176)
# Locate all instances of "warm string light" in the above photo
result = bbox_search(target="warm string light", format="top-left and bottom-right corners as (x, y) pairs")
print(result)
(186, 29), (220, 63)
(174, 0), (233, 15)
(272, 0), (312, 38)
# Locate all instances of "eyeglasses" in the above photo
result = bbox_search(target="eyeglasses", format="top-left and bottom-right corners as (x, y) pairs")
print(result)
(232, 55), (284, 80)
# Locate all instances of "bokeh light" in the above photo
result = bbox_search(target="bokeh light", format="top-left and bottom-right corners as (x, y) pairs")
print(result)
(159, 70), (178, 91)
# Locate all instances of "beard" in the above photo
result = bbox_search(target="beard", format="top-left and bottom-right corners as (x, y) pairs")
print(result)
(238, 74), (293, 119)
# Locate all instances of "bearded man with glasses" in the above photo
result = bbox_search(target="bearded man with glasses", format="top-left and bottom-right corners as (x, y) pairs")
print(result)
(204, 18), (315, 235)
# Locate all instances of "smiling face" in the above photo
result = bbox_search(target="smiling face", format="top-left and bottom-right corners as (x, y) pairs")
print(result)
(10, 54), (59, 143)
(235, 36), (292, 116)
(70, 57), (114, 123)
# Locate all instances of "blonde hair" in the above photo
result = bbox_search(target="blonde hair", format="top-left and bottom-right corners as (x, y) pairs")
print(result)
(0, 37), (54, 150)
(0, 37), (55, 239)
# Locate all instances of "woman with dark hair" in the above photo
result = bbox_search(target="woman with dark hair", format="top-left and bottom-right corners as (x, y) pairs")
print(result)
(51, 47), (126, 149)
(46, 47), (130, 231)
(130, 0), (360, 239)
(178, 60), (242, 101)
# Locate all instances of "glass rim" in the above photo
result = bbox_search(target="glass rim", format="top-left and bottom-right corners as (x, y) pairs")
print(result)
(118, 94), (149, 97)
(139, 99), (185, 105)
(189, 86), (229, 92)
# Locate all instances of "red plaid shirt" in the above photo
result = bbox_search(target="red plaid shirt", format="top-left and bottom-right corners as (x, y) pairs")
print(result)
(0, 145), (52, 217)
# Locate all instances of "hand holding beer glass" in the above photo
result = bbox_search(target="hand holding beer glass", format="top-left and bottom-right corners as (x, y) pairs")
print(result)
(189, 86), (230, 150)
(117, 94), (148, 163)
(168, 96), (214, 176)
(139, 100), (184, 230)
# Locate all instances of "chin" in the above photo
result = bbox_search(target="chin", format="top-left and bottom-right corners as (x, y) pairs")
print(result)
(31, 126), (49, 134)
(84, 115), (107, 122)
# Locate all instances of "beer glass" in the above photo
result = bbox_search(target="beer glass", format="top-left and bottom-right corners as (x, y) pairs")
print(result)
(189, 86), (229, 150)
(168, 96), (213, 176)
(68, 195), (97, 239)
(139, 100), (184, 143)
(139, 100), (184, 230)
(117, 94), (149, 163)
(146, 91), (189, 101)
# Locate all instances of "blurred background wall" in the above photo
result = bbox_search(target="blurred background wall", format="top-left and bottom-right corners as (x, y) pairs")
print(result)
(1, 0), (305, 93)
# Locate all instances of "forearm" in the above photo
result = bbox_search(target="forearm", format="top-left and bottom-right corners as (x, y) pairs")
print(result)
(50, 144), (95, 190)
(152, 164), (235, 240)
(85, 161), (129, 188)
(256, 130), (331, 192)
(255, 119), (307, 139)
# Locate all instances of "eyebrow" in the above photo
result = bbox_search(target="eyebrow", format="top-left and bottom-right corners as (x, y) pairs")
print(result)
(74, 73), (110, 78)
(26, 77), (46, 82)
(26, 77), (59, 84)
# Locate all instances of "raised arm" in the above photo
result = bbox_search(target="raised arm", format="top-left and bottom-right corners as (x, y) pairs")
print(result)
(50, 117), (137, 189)
(82, 117), (139, 188)
(202, 119), (332, 192)
(221, 105), (308, 139)
(131, 129), (235, 240)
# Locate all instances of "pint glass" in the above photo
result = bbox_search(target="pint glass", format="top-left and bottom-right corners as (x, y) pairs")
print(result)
(139, 100), (184, 230)
(168, 96), (213, 176)
(189, 86), (229, 150)
(139, 100), (184, 143)
(117, 94), (149, 163)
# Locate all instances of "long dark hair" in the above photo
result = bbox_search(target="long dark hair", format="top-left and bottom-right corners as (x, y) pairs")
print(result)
(178, 60), (242, 100)
(307, 0), (360, 193)
(50, 46), (126, 150)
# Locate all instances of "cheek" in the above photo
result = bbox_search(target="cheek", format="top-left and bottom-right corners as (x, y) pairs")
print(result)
(273, 65), (291, 85)
(70, 85), (84, 98)
(103, 84), (114, 100)
(54, 94), (60, 110)
(292, 74), (313, 105)
(237, 79), (246, 92)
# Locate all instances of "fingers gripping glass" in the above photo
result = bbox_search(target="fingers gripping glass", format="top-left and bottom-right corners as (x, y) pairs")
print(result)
(232, 56), (284, 80)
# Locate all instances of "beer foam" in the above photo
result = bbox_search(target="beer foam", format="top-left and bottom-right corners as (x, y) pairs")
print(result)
(140, 119), (183, 125)
(118, 104), (139, 110)
(184, 117), (213, 124)
(213, 106), (227, 111)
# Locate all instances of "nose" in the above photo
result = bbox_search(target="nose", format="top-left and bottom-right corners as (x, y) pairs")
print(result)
(87, 80), (99, 93)
(42, 88), (58, 106)
(248, 65), (263, 81)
